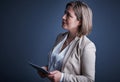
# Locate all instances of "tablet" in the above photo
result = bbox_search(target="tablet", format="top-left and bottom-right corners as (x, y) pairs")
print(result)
(29, 62), (49, 74)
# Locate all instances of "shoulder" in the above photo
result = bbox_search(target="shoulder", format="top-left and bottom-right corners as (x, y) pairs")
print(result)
(79, 36), (96, 51)
(82, 36), (95, 45)
(76, 36), (96, 57)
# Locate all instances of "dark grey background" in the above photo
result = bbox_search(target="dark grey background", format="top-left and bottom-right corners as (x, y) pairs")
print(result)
(1, 0), (120, 82)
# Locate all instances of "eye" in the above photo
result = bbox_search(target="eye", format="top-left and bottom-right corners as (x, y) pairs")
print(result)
(64, 10), (72, 18)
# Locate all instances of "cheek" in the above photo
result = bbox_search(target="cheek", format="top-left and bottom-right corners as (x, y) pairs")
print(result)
(63, 19), (79, 30)
(73, 20), (80, 27)
(66, 19), (73, 27)
(68, 20), (78, 28)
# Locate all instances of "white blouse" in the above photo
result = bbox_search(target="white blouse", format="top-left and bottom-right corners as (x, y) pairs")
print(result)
(48, 34), (75, 82)
(49, 34), (73, 72)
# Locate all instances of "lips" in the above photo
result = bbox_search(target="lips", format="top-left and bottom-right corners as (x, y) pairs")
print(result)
(62, 21), (66, 25)
(62, 22), (65, 24)
(62, 22), (66, 26)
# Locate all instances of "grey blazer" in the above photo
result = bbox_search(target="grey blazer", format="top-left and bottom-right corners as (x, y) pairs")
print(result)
(48, 32), (96, 82)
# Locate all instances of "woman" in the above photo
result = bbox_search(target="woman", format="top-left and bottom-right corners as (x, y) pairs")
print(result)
(38, 1), (96, 82)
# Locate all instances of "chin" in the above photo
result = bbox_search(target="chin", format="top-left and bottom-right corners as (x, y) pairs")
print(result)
(62, 24), (69, 30)
(63, 27), (69, 31)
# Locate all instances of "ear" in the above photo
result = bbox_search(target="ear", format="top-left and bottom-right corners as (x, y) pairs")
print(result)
(78, 20), (82, 26)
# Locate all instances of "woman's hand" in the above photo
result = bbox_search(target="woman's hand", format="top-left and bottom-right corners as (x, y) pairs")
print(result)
(47, 70), (62, 82)
(37, 66), (48, 78)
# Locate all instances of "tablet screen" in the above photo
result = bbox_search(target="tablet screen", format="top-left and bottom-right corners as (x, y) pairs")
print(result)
(29, 62), (49, 74)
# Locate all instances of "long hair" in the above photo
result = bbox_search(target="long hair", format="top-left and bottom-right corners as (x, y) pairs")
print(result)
(66, 1), (93, 37)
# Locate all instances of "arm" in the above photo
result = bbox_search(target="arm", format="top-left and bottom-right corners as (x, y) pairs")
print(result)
(63, 42), (96, 82)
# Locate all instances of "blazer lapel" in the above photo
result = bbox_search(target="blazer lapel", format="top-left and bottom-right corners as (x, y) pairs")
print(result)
(61, 36), (81, 71)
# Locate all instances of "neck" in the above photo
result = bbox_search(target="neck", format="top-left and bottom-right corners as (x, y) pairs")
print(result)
(68, 31), (76, 39)
(65, 31), (76, 44)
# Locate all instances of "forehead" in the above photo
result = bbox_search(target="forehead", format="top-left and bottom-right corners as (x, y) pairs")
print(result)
(65, 6), (75, 14)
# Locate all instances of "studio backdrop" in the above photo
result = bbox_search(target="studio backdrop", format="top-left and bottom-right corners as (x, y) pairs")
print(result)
(1, 0), (120, 82)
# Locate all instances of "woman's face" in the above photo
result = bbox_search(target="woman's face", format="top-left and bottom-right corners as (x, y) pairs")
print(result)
(62, 6), (81, 33)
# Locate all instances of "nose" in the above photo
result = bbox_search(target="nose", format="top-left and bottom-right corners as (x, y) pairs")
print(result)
(62, 14), (66, 20)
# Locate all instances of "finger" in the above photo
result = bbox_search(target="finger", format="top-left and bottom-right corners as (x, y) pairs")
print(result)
(47, 74), (54, 81)
(47, 74), (54, 77)
(37, 71), (47, 78)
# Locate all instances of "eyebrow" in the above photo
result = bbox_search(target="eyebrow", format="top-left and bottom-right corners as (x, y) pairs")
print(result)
(65, 10), (71, 16)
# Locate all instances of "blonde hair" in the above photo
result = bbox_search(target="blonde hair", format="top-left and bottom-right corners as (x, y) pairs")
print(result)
(66, 1), (93, 37)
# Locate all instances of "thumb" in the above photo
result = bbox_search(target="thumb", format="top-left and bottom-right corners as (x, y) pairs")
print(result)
(50, 70), (58, 74)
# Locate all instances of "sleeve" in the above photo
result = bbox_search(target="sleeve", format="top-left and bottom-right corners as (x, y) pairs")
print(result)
(63, 42), (96, 82)
(60, 73), (64, 82)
